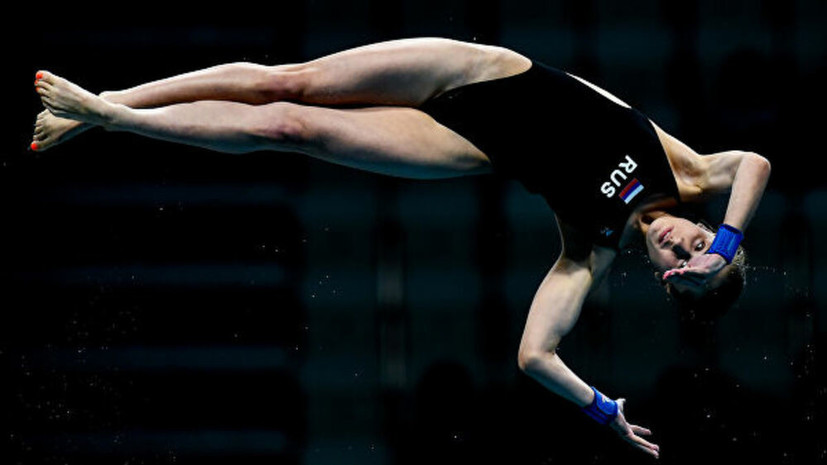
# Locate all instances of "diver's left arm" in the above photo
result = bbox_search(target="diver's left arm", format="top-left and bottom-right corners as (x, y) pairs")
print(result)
(699, 150), (772, 231)
(666, 150), (771, 281)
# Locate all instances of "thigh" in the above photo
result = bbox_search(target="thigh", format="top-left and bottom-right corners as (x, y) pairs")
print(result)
(284, 103), (494, 180)
(297, 38), (531, 107)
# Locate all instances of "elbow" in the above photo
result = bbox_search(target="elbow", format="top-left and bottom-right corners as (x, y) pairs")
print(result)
(517, 347), (555, 375)
(516, 349), (534, 373)
(747, 151), (772, 178)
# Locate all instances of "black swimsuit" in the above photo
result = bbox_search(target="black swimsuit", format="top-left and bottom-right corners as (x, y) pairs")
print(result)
(419, 60), (680, 250)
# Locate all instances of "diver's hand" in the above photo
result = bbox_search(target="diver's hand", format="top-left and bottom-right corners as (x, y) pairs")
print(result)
(610, 398), (660, 459)
(662, 254), (727, 289)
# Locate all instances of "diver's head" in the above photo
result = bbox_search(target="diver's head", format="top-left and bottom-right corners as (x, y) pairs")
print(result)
(646, 215), (746, 319)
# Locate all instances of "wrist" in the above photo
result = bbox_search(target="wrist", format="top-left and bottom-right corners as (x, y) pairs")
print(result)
(706, 224), (743, 264)
(582, 386), (618, 425)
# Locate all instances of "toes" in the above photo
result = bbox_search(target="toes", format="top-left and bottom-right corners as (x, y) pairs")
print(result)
(36, 79), (53, 94)
(35, 73), (57, 99)
(31, 135), (53, 152)
(35, 70), (53, 84)
(35, 71), (46, 90)
(37, 110), (52, 124)
(41, 101), (57, 116)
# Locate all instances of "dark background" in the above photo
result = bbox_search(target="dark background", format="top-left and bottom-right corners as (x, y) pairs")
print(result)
(2, 1), (825, 464)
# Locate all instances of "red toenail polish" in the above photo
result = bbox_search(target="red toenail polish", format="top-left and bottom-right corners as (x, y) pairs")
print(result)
(30, 142), (39, 151)
(36, 72), (44, 79)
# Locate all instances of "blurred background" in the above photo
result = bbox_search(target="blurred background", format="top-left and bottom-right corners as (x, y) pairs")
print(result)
(1, 0), (825, 464)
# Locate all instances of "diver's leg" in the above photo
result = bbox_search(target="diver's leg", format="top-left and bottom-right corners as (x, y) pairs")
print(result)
(33, 38), (529, 151)
(35, 71), (492, 179)
(292, 37), (530, 106)
(32, 62), (289, 151)
(92, 38), (528, 108)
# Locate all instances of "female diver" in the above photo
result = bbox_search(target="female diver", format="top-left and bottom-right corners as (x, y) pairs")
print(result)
(31, 37), (771, 459)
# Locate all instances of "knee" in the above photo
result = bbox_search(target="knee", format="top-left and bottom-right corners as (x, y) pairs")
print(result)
(211, 62), (308, 103)
(258, 64), (312, 102)
(249, 102), (310, 149)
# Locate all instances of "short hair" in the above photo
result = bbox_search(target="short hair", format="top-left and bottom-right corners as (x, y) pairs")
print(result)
(662, 245), (747, 322)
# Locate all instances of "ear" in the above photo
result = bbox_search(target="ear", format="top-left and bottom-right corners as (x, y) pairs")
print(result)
(662, 281), (675, 297)
(654, 271), (664, 283)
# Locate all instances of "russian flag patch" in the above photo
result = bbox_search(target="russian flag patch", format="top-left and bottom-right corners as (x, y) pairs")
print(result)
(619, 178), (644, 204)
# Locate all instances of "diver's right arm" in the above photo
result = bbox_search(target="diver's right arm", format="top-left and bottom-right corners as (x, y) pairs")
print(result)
(517, 245), (660, 458)
(517, 254), (597, 405)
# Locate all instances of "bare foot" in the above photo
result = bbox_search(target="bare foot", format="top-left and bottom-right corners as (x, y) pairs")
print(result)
(34, 71), (115, 127)
(32, 109), (92, 152)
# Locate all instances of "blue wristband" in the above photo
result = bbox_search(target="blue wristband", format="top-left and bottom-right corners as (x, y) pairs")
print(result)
(582, 386), (618, 425)
(706, 224), (744, 264)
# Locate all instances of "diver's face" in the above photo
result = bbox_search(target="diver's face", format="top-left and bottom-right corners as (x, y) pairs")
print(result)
(646, 216), (715, 273)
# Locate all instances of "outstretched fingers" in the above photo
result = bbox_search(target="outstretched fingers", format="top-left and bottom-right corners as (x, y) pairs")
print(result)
(624, 431), (660, 459)
(631, 424), (653, 436)
(614, 399), (659, 459)
(664, 268), (706, 287)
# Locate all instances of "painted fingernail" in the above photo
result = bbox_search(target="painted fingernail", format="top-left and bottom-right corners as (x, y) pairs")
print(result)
(30, 142), (39, 151)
